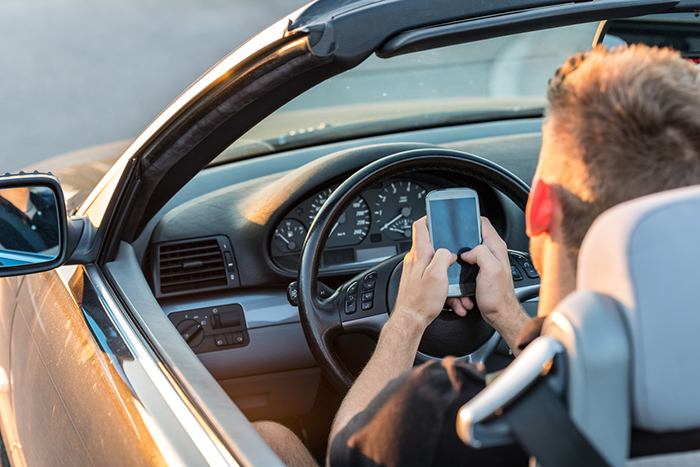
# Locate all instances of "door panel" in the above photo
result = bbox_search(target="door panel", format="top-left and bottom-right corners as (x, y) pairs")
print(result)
(11, 268), (169, 466)
(11, 312), (90, 466)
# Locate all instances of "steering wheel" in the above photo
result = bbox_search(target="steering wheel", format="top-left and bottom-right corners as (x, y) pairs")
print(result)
(297, 148), (539, 393)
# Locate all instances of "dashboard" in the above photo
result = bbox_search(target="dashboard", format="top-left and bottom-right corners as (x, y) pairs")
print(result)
(136, 119), (543, 421)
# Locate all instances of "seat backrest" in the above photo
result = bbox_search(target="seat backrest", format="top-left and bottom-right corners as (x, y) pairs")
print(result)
(575, 184), (700, 433)
(541, 290), (631, 467)
(458, 186), (700, 466)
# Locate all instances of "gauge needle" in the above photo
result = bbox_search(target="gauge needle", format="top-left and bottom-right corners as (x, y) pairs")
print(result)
(276, 231), (290, 244)
(380, 214), (403, 231)
(330, 213), (346, 235)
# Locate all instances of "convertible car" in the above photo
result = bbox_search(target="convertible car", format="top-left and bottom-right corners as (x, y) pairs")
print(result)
(1, 0), (699, 465)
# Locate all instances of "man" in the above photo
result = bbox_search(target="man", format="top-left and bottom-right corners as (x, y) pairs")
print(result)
(257, 44), (700, 466)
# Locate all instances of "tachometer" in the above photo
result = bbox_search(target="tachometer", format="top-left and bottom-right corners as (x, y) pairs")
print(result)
(309, 187), (370, 247)
(374, 180), (427, 240)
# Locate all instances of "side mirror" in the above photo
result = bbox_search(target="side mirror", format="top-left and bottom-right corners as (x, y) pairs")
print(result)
(0, 173), (69, 277)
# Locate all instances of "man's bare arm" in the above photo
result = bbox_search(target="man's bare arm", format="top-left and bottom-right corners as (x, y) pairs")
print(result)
(328, 218), (455, 447)
(327, 311), (425, 446)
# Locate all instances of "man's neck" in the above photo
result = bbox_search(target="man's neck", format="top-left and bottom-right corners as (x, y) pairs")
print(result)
(537, 242), (577, 317)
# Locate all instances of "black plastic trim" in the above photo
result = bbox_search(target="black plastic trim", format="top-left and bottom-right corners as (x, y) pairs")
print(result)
(378, 0), (679, 58)
(671, 0), (700, 11)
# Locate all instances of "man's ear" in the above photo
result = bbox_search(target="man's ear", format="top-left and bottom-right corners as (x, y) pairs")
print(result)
(526, 178), (554, 237)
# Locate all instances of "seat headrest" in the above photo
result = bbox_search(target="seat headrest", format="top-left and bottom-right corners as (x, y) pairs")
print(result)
(577, 185), (700, 432)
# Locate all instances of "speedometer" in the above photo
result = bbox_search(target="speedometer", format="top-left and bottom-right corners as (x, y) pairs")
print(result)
(309, 187), (371, 247)
(373, 180), (427, 240)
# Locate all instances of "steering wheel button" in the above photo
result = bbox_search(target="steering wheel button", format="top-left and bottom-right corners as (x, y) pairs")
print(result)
(362, 291), (374, 301)
(286, 282), (299, 307)
(362, 280), (376, 290)
(346, 294), (356, 302)
(345, 301), (357, 314)
(511, 265), (523, 281)
(361, 301), (373, 311)
(347, 281), (358, 294)
(524, 267), (539, 279)
(364, 272), (377, 281)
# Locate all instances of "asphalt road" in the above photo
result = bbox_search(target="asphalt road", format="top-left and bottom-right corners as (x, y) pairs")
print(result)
(0, 0), (306, 172)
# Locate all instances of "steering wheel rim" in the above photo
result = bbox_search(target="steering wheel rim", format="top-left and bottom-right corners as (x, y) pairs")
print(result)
(298, 148), (531, 393)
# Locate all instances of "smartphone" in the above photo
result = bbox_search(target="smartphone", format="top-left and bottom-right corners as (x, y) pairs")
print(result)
(425, 188), (482, 297)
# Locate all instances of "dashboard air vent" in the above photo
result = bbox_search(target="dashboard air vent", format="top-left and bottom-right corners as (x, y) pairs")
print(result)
(154, 236), (237, 297)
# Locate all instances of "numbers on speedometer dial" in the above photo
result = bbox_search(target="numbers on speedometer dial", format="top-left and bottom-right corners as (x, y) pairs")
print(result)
(309, 187), (371, 247)
(374, 181), (427, 239)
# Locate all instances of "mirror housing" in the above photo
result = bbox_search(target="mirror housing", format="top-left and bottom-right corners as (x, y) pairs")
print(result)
(0, 172), (70, 277)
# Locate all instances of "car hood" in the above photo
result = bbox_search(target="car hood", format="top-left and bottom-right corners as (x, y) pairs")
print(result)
(24, 139), (134, 213)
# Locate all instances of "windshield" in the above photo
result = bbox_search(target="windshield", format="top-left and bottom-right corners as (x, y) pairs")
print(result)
(214, 22), (599, 163)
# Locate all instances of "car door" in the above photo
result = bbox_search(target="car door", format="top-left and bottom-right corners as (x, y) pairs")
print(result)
(9, 267), (171, 466)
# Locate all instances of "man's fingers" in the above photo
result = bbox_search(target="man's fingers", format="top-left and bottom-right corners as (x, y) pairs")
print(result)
(425, 248), (456, 275)
(461, 244), (501, 271)
(480, 217), (507, 254)
(446, 296), (474, 317)
(461, 296), (475, 310)
(410, 217), (435, 267)
(447, 297), (468, 317)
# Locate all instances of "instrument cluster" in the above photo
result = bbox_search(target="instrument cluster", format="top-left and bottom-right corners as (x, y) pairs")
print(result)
(270, 177), (443, 272)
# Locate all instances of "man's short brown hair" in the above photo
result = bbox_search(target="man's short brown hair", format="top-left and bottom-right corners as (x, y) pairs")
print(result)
(543, 44), (700, 252)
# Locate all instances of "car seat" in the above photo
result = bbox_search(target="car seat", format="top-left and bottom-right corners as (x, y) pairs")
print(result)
(456, 184), (700, 467)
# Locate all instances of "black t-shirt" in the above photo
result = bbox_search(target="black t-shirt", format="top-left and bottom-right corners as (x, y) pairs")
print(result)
(328, 318), (546, 467)
(328, 355), (529, 467)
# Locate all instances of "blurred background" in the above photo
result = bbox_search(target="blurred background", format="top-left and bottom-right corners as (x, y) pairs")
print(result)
(0, 0), (307, 172)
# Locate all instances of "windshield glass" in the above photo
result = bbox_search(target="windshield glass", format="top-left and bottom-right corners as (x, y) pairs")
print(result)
(214, 22), (598, 163)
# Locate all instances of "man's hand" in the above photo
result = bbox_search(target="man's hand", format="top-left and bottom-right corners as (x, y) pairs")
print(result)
(392, 217), (457, 330)
(446, 217), (530, 351)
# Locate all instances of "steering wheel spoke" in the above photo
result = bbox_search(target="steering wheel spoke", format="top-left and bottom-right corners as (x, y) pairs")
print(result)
(339, 253), (405, 327)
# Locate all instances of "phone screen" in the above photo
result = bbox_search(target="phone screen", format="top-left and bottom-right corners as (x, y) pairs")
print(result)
(427, 194), (481, 296)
